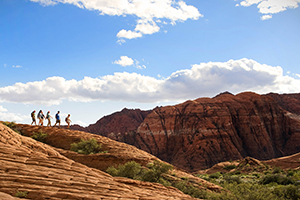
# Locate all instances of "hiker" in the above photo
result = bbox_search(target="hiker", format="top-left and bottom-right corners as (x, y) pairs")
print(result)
(37, 110), (45, 126)
(46, 111), (53, 127)
(53, 111), (60, 127)
(65, 114), (72, 129)
(31, 110), (36, 125)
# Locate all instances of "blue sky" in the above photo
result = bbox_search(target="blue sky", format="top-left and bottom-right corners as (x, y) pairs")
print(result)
(1, 0), (300, 126)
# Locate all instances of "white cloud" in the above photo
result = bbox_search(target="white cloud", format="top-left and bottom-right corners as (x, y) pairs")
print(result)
(114, 56), (134, 67)
(30, 0), (202, 39)
(133, 59), (146, 69)
(0, 58), (299, 105)
(117, 39), (126, 45)
(134, 19), (160, 35)
(12, 65), (23, 68)
(0, 106), (7, 112)
(237, 0), (300, 19)
(261, 14), (272, 20)
(116, 29), (143, 39)
(114, 56), (146, 69)
(0, 105), (29, 122)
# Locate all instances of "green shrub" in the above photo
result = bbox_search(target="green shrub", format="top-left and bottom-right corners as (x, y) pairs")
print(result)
(31, 130), (48, 142)
(116, 161), (142, 179)
(106, 160), (173, 183)
(2, 121), (21, 134)
(260, 174), (295, 185)
(70, 138), (102, 155)
(173, 180), (204, 198)
(273, 167), (283, 174)
(273, 185), (300, 200)
(209, 172), (222, 179)
(141, 161), (173, 182)
(224, 175), (242, 184)
(223, 164), (237, 171)
(15, 190), (28, 198)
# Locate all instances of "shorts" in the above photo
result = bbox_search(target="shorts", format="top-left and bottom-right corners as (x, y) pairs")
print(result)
(56, 119), (61, 123)
(32, 118), (36, 122)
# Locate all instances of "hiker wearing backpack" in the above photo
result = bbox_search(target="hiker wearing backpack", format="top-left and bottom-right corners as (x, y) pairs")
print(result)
(65, 114), (72, 129)
(53, 111), (61, 127)
(37, 110), (45, 126)
(46, 111), (53, 127)
(31, 110), (36, 125)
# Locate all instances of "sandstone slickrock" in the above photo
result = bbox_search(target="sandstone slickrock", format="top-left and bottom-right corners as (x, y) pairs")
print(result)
(16, 124), (223, 194)
(73, 92), (300, 172)
(0, 123), (199, 200)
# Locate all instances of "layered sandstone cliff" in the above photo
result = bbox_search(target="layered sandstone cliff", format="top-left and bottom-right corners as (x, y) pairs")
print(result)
(73, 92), (300, 172)
(133, 92), (300, 171)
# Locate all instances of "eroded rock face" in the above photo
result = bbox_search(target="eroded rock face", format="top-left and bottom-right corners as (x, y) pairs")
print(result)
(0, 123), (197, 200)
(70, 92), (300, 172)
(129, 92), (300, 171)
(266, 93), (300, 115)
(72, 108), (152, 142)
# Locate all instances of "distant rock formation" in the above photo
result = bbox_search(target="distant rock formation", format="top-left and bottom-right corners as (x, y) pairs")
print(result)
(79, 108), (152, 141)
(72, 92), (300, 172)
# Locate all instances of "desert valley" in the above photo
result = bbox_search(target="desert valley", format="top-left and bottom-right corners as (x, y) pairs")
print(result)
(0, 91), (300, 199)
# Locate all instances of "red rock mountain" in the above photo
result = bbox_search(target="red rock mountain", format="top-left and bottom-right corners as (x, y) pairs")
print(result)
(72, 92), (300, 172)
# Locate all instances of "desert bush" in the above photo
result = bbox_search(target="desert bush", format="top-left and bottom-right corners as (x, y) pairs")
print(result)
(260, 174), (295, 185)
(2, 121), (21, 134)
(31, 130), (48, 142)
(115, 161), (142, 179)
(209, 172), (222, 179)
(141, 161), (173, 182)
(70, 138), (102, 155)
(273, 185), (300, 200)
(273, 167), (283, 174)
(224, 175), (242, 184)
(173, 180), (205, 198)
(15, 190), (28, 198)
(106, 160), (172, 183)
(223, 164), (237, 171)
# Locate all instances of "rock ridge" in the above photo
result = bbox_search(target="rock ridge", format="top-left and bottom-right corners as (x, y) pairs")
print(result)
(72, 92), (300, 172)
(0, 123), (199, 199)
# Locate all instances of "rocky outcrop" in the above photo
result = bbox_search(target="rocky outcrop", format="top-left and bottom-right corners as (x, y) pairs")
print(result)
(0, 123), (203, 199)
(70, 92), (300, 172)
(131, 92), (300, 171)
(72, 108), (152, 142)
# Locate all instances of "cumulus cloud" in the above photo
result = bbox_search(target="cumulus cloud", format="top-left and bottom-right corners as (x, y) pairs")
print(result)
(30, 0), (202, 39)
(237, 0), (300, 19)
(116, 30), (143, 39)
(114, 56), (146, 69)
(261, 14), (272, 20)
(0, 58), (299, 105)
(134, 19), (160, 35)
(114, 56), (134, 67)
(0, 105), (29, 122)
